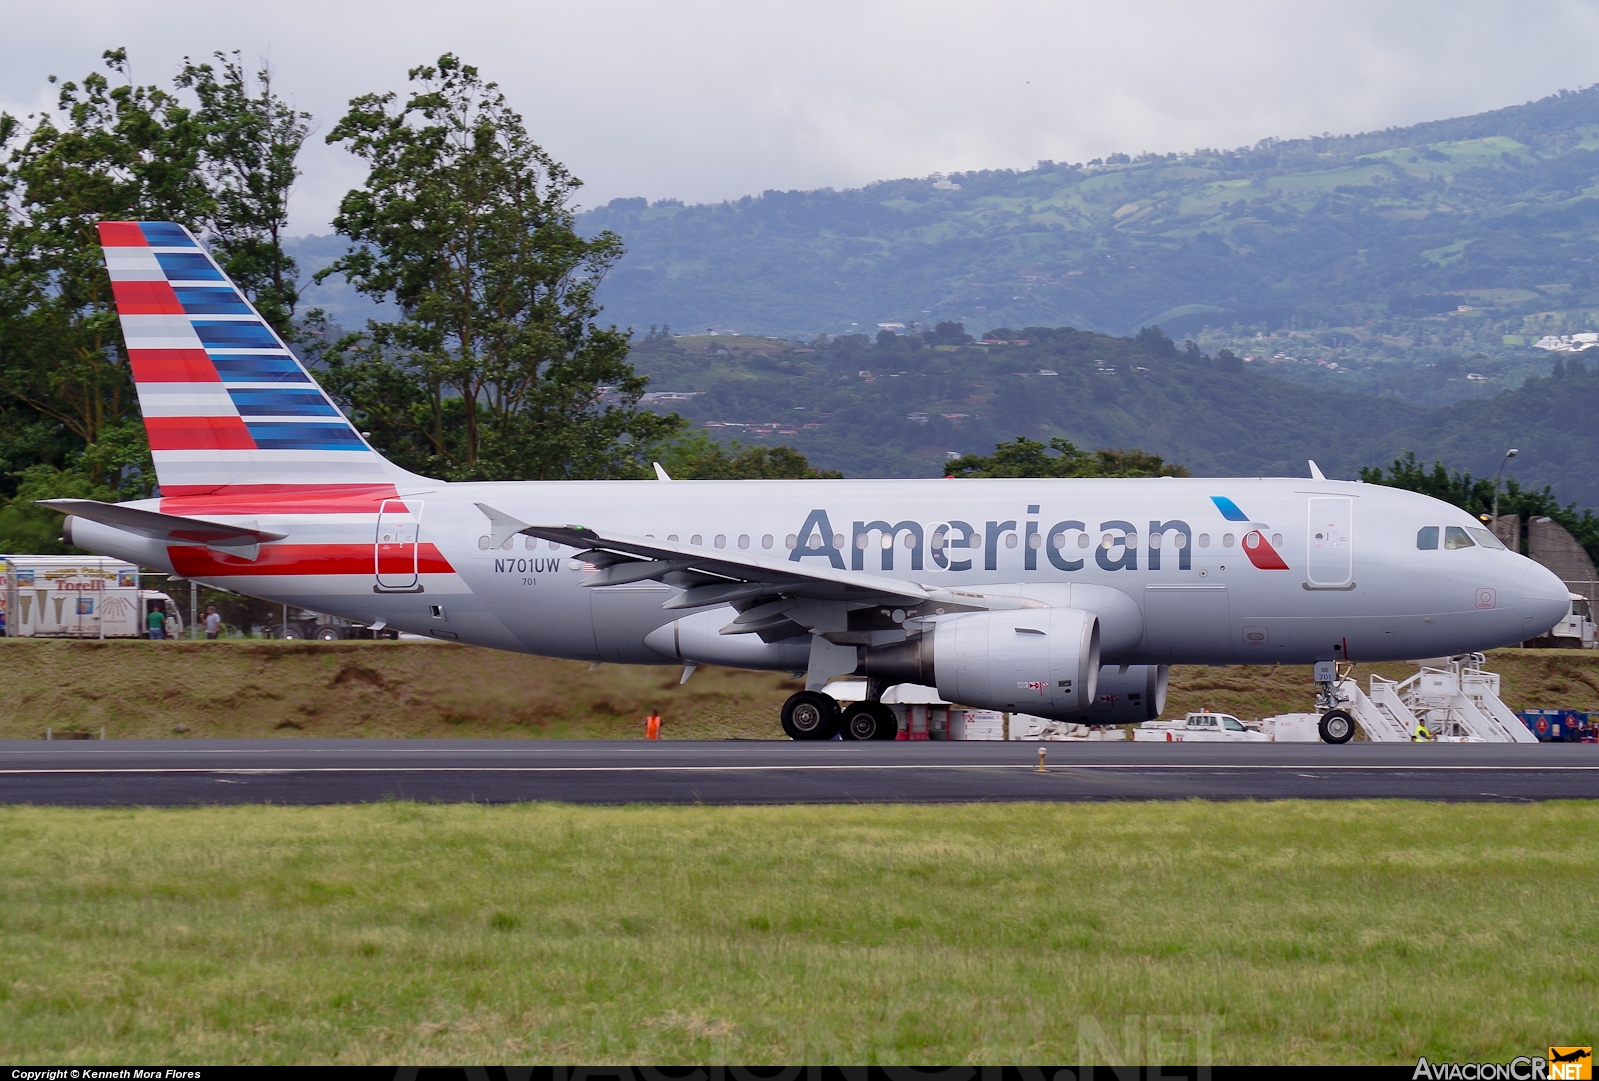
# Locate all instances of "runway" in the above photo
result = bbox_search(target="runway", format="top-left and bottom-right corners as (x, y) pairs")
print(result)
(1, 738), (1596, 804)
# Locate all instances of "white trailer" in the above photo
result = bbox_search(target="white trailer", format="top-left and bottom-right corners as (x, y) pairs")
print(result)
(1, 555), (180, 638)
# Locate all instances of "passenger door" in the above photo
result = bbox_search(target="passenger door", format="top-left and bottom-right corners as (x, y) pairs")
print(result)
(375, 499), (424, 593)
(1306, 496), (1353, 588)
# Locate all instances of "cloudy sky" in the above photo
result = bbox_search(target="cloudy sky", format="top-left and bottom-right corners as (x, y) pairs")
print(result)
(5, 0), (1599, 233)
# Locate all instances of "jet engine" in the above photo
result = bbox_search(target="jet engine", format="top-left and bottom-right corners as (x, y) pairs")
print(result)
(1057, 664), (1168, 725)
(863, 608), (1100, 716)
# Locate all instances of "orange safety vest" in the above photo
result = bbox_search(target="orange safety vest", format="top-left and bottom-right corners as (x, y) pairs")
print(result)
(646, 712), (661, 740)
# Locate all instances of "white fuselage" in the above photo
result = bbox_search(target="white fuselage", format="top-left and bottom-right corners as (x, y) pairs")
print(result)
(67, 476), (1572, 669)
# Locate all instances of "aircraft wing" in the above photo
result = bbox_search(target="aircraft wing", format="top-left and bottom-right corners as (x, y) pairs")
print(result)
(39, 498), (287, 560)
(475, 503), (1027, 641)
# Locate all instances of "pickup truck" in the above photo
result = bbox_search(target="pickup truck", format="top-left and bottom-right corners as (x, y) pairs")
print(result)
(1133, 712), (1271, 742)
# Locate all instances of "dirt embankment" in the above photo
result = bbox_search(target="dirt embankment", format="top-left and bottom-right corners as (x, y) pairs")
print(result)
(0, 639), (797, 740)
(2, 639), (1596, 740)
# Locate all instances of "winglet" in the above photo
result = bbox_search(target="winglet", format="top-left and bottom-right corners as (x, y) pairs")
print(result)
(653, 462), (672, 482)
(474, 502), (532, 550)
(1308, 460), (1326, 481)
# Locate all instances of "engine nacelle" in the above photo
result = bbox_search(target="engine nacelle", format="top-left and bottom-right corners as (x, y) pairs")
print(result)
(643, 607), (813, 671)
(62, 516), (178, 573)
(1058, 664), (1168, 724)
(863, 608), (1100, 716)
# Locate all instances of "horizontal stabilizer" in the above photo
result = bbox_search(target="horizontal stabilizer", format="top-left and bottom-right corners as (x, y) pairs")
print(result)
(39, 498), (286, 560)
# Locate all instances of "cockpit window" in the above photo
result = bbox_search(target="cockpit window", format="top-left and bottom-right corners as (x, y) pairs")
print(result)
(1466, 527), (1506, 551)
(1444, 526), (1475, 550)
(1417, 526), (1439, 550)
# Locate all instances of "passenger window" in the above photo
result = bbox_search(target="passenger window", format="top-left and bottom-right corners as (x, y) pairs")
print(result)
(668, 534), (679, 542)
(714, 534), (727, 549)
(738, 534), (750, 549)
(1416, 526), (1439, 550)
(1222, 533), (1235, 548)
(1198, 533), (1211, 548)
(762, 534), (774, 549)
(785, 534), (797, 549)
(691, 534), (704, 546)
(1444, 526), (1474, 550)
(1466, 527), (1505, 551)
(1223, 717), (1245, 731)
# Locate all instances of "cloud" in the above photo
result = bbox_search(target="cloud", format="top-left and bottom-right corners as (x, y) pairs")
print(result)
(4, 0), (1598, 232)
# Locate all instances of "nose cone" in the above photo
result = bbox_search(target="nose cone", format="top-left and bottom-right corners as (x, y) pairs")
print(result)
(1521, 560), (1569, 639)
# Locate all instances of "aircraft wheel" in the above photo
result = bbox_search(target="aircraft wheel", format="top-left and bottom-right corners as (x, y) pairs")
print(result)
(781, 691), (840, 740)
(316, 627), (343, 641)
(1319, 709), (1355, 744)
(841, 701), (898, 741)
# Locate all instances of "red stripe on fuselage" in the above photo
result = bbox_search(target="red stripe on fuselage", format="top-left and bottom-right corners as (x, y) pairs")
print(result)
(168, 542), (454, 577)
(1243, 531), (1291, 570)
(112, 280), (184, 315)
(145, 416), (255, 451)
(97, 221), (147, 247)
(130, 349), (219, 383)
(160, 484), (404, 515)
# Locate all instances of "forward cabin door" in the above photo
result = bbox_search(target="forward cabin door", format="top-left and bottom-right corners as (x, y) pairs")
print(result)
(1306, 497), (1354, 588)
(375, 499), (424, 592)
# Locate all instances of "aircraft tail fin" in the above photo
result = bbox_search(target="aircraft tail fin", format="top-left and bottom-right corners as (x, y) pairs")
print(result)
(99, 221), (417, 498)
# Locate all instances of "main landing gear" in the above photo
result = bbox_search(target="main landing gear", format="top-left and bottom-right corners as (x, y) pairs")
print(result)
(780, 691), (899, 740)
(781, 691), (839, 740)
(841, 700), (898, 741)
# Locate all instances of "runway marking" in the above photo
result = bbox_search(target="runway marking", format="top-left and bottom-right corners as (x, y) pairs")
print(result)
(1, 764), (1597, 776)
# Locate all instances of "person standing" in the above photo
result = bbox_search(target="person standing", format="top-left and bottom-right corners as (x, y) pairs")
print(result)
(204, 606), (222, 639)
(146, 603), (166, 640)
(645, 708), (662, 740)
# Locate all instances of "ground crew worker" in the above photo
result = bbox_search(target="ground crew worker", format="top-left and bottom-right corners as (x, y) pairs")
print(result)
(645, 708), (662, 740)
(1413, 720), (1434, 742)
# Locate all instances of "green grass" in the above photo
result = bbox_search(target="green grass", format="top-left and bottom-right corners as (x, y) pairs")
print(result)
(2, 801), (1595, 1065)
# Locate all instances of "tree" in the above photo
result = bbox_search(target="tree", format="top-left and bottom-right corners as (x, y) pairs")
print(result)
(1360, 451), (1599, 562)
(1, 49), (203, 456)
(316, 54), (679, 481)
(655, 434), (842, 479)
(926, 321), (973, 346)
(176, 52), (311, 337)
(944, 436), (1189, 479)
(0, 48), (308, 552)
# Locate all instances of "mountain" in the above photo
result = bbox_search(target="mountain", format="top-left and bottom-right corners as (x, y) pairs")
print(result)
(626, 325), (1599, 509)
(581, 86), (1599, 393)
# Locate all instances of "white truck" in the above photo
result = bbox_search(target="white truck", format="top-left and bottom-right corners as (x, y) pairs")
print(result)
(1, 555), (180, 638)
(1541, 593), (1596, 648)
(1134, 711), (1271, 742)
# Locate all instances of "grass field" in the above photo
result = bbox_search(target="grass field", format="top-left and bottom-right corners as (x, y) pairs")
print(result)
(1, 801), (1594, 1065)
(2, 638), (1598, 741)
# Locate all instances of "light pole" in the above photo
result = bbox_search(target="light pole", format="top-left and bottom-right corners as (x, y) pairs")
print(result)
(1493, 448), (1518, 524)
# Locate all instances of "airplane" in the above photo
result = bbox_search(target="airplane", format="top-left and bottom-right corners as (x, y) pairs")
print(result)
(45, 221), (1571, 741)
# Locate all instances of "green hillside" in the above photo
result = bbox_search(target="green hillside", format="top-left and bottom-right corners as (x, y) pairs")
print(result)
(626, 326), (1421, 480)
(628, 325), (1599, 509)
(582, 86), (1599, 389)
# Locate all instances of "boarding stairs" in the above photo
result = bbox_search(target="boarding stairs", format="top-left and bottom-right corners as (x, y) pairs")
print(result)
(1332, 654), (1535, 743)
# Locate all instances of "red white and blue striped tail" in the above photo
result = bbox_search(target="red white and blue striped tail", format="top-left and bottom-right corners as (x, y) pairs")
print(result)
(99, 221), (420, 498)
